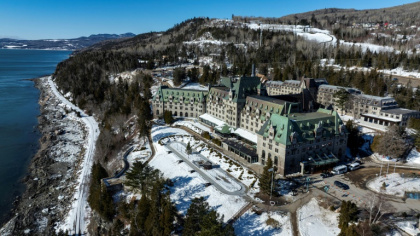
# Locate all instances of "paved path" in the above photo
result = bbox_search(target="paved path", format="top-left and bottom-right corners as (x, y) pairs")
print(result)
(47, 76), (100, 235)
(166, 141), (246, 196)
(103, 147), (134, 186)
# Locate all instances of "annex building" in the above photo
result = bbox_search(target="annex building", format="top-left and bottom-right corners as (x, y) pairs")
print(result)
(153, 76), (348, 176)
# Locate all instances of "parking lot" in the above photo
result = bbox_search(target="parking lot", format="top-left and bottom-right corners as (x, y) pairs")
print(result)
(310, 167), (420, 212)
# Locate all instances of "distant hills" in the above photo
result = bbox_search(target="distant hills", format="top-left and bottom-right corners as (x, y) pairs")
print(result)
(0, 33), (136, 50)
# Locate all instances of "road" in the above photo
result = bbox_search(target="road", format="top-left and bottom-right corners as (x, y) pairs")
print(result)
(102, 147), (134, 187)
(166, 141), (246, 196)
(47, 76), (100, 235)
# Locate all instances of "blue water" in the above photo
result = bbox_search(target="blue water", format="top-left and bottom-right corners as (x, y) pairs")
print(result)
(0, 49), (71, 223)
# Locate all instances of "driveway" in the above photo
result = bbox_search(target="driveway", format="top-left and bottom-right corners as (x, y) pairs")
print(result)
(166, 141), (246, 196)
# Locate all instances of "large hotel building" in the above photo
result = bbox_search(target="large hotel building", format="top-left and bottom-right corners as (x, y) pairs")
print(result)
(152, 75), (418, 176)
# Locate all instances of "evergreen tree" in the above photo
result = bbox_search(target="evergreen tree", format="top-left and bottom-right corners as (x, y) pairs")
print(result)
(333, 88), (350, 115)
(258, 157), (274, 195)
(88, 162), (115, 221)
(145, 181), (165, 236)
(160, 192), (175, 235)
(131, 194), (150, 234)
(338, 201), (359, 235)
(183, 197), (210, 236)
(345, 120), (360, 156)
(125, 161), (161, 194)
(186, 142), (192, 155)
(173, 67), (187, 86)
(164, 110), (174, 124)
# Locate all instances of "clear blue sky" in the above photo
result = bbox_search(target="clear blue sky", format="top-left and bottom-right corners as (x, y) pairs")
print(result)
(1, 0), (418, 40)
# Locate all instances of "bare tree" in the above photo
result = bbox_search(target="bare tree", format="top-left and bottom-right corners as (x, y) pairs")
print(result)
(365, 193), (395, 225)
(372, 125), (407, 159)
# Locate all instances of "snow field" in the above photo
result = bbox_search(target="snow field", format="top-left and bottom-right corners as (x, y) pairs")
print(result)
(297, 198), (340, 236)
(396, 220), (420, 236)
(173, 120), (211, 135)
(156, 127), (259, 189)
(149, 126), (248, 221)
(126, 136), (152, 166)
(406, 148), (420, 165)
(181, 82), (209, 91)
(167, 142), (242, 192)
(367, 173), (420, 197)
(234, 210), (292, 236)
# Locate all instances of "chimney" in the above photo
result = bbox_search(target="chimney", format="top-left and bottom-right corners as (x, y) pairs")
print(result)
(252, 64), (255, 77)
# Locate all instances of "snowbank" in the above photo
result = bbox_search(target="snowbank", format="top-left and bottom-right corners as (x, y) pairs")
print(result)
(406, 148), (420, 165)
(297, 198), (340, 236)
(396, 220), (420, 236)
(234, 210), (292, 236)
(367, 173), (420, 197)
(181, 82), (209, 91)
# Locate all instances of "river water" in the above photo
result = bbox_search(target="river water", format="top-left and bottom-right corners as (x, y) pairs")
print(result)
(0, 49), (71, 223)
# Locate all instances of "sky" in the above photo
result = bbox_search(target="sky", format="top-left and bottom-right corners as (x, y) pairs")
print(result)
(0, 0), (419, 40)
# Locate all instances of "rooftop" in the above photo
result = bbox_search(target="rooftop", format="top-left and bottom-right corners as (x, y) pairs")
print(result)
(287, 110), (334, 121)
(247, 95), (289, 105)
(381, 108), (420, 115)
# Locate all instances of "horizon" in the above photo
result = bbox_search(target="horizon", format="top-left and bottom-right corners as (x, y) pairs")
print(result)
(1, 0), (419, 40)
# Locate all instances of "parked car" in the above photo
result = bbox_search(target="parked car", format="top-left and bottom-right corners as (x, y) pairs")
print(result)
(331, 165), (348, 175)
(334, 181), (350, 190)
(321, 172), (333, 178)
(348, 162), (361, 171)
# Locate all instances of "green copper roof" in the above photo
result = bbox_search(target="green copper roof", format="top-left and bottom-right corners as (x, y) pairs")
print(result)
(153, 86), (208, 104)
(258, 108), (346, 146)
(210, 76), (262, 103)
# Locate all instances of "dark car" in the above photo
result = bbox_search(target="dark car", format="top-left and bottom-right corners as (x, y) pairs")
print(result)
(334, 181), (350, 190)
(321, 172), (333, 178)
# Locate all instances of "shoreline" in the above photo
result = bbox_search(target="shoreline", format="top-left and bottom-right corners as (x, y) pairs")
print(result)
(0, 76), (90, 235)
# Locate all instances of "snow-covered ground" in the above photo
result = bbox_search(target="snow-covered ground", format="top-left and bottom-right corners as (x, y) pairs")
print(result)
(174, 120), (211, 134)
(244, 22), (399, 53)
(379, 67), (420, 79)
(396, 220), (420, 236)
(47, 77), (100, 235)
(181, 82), (209, 91)
(367, 173), (420, 197)
(157, 131), (259, 190)
(149, 125), (248, 221)
(297, 198), (340, 236)
(406, 148), (420, 165)
(234, 210), (292, 236)
(126, 136), (152, 166)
